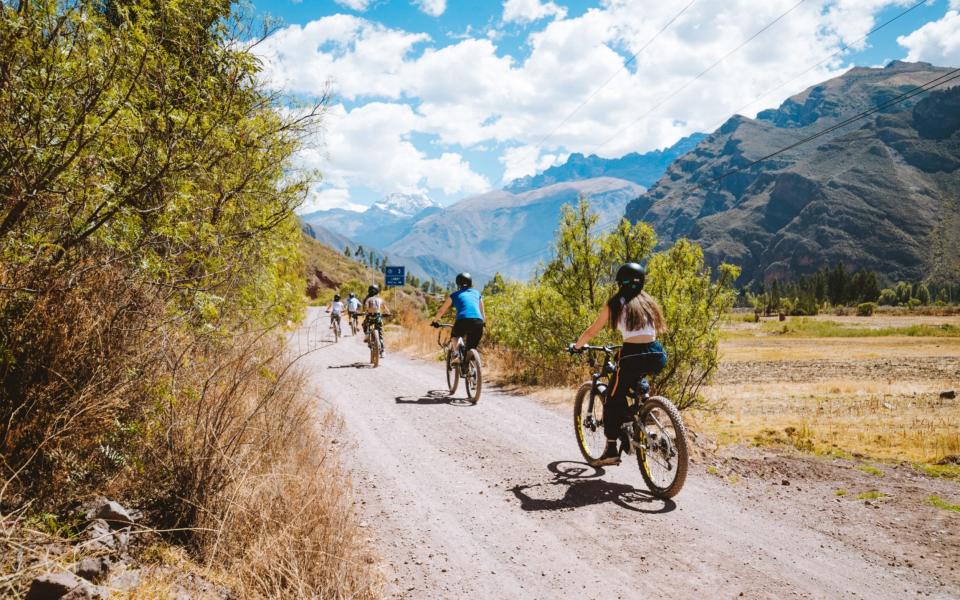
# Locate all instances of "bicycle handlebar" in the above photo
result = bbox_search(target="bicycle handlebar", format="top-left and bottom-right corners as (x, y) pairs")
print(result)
(567, 343), (622, 355)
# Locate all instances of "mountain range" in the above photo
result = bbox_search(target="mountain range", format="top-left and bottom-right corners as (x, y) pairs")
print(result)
(299, 136), (705, 284)
(504, 133), (705, 193)
(625, 60), (960, 285)
(302, 61), (959, 288)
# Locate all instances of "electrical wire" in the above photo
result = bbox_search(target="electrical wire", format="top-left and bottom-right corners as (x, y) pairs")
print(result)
(710, 67), (960, 183)
(592, 0), (809, 153)
(528, 0), (700, 153)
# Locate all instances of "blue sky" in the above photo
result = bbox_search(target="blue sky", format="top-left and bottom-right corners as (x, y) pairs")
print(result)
(249, 0), (960, 212)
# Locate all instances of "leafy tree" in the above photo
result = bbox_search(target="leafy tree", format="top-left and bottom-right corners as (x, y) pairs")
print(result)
(486, 196), (737, 408)
(483, 273), (507, 296)
(915, 283), (931, 305)
(344, 246), (352, 257)
(878, 288), (897, 306)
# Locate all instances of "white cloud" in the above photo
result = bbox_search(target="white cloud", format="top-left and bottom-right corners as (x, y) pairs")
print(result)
(300, 187), (366, 213)
(413, 0), (446, 17)
(255, 15), (428, 100)
(259, 0), (919, 204)
(335, 0), (372, 11)
(897, 9), (960, 66)
(499, 146), (566, 183)
(295, 102), (489, 200)
(502, 0), (567, 24)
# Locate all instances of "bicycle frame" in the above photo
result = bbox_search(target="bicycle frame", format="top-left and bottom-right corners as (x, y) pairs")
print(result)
(578, 344), (654, 456)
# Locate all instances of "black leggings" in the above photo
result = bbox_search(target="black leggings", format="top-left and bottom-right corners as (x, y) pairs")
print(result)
(604, 341), (667, 439)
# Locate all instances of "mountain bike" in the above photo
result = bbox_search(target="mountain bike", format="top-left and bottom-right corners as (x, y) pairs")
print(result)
(349, 312), (359, 336)
(568, 345), (688, 499)
(434, 323), (482, 403)
(330, 314), (341, 343)
(363, 313), (387, 367)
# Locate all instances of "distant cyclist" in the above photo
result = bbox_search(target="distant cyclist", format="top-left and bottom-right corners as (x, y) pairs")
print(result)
(363, 284), (390, 356)
(326, 294), (344, 330)
(432, 273), (485, 363)
(347, 292), (361, 329)
(569, 263), (667, 466)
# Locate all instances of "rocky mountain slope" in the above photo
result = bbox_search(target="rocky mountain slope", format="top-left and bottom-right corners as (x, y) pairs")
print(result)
(625, 61), (960, 285)
(505, 133), (705, 192)
(387, 177), (644, 282)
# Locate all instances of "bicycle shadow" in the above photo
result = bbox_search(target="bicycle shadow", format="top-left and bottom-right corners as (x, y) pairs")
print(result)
(395, 389), (474, 407)
(508, 460), (675, 514)
(328, 362), (374, 369)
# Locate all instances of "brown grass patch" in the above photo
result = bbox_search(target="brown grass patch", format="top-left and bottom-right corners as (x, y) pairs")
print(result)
(692, 379), (960, 463)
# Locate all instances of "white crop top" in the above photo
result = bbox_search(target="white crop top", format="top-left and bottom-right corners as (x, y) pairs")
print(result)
(619, 312), (657, 339)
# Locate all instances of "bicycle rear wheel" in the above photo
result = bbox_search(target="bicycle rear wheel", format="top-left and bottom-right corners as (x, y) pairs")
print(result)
(334, 319), (340, 342)
(636, 396), (688, 499)
(369, 330), (380, 368)
(463, 350), (482, 404)
(573, 382), (607, 463)
(445, 349), (459, 394)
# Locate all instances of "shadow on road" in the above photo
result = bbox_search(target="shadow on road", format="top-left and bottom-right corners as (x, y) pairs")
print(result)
(508, 460), (675, 514)
(395, 389), (474, 407)
(328, 362), (373, 369)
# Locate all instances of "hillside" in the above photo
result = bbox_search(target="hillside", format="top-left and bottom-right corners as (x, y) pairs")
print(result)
(505, 133), (705, 192)
(386, 177), (645, 283)
(301, 233), (380, 296)
(625, 61), (960, 285)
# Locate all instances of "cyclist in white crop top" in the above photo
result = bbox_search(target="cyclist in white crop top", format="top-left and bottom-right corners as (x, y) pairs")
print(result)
(570, 263), (668, 467)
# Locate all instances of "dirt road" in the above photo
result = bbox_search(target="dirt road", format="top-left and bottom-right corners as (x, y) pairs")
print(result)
(296, 310), (958, 599)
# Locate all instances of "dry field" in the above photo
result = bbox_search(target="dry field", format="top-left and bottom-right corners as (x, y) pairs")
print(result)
(694, 314), (960, 468)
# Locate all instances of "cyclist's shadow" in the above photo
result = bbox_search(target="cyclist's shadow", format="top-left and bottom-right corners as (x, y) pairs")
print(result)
(509, 461), (675, 514)
(395, 389), (474, 407)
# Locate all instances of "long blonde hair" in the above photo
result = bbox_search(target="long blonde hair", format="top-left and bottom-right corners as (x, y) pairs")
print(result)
(607, 291), (666, 334)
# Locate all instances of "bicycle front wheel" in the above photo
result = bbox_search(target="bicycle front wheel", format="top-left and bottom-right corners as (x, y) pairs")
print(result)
(636, 396), (688, 499)
(573, 382), (607, 463)
(445, 349), (459, 393)
(464, 349), (482, 404)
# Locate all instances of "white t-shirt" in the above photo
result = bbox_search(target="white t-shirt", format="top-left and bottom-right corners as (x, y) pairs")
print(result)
(347, 297), (362, 312)
(365, 296), (383, 313)
(330, 301), (344, 315)
(619, 312), (656, 339)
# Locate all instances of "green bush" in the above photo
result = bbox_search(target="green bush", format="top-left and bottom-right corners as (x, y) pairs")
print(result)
(878, 288), (897, 306)
(856, 302), (877, 316)
(485, 196), (738, 409)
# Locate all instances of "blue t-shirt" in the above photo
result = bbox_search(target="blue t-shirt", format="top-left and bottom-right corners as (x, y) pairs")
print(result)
(451, 288), (483, 320)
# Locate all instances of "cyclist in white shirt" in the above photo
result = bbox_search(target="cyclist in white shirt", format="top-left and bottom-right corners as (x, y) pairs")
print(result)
(326, 294), (345, 330)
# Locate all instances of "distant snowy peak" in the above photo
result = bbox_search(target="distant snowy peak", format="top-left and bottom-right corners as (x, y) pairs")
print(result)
(371, 192), (438, 217)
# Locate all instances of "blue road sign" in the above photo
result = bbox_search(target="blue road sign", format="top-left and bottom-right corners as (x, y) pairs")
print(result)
(385, 266), (405, 287)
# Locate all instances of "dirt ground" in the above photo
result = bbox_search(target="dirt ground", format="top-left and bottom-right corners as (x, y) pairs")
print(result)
(296, 309), (959, 599)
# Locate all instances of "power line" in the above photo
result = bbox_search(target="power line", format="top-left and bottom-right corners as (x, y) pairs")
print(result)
(710, 67), (960, 183)
(592, 0), (809, 153)
(712, 0), (930, 134)
(528, 0), (699, 153)
(485, 68), (960, 276)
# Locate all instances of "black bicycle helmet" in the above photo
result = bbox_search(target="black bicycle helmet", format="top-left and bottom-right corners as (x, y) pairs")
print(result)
(334, 294), (341, 301)
(615, 262), (645, 293)
(455, 272), (472, 289)
(368, 284), (380, 296)
(348, 292), (355, 298)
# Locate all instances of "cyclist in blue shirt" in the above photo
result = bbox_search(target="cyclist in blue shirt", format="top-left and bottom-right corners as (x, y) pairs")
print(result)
(432, 272), (485, 364)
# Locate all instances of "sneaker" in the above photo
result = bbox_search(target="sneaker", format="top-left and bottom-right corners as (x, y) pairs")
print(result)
(590, 442), (621, 467)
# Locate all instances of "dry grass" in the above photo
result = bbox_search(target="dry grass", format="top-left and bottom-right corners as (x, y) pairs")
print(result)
(694, 317), (960, 464)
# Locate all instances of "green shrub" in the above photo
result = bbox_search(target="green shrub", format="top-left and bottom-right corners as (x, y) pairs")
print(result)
(878, 289), (897, 306)
(485, 197), (738, 409)
(856, 302), (877, 316)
